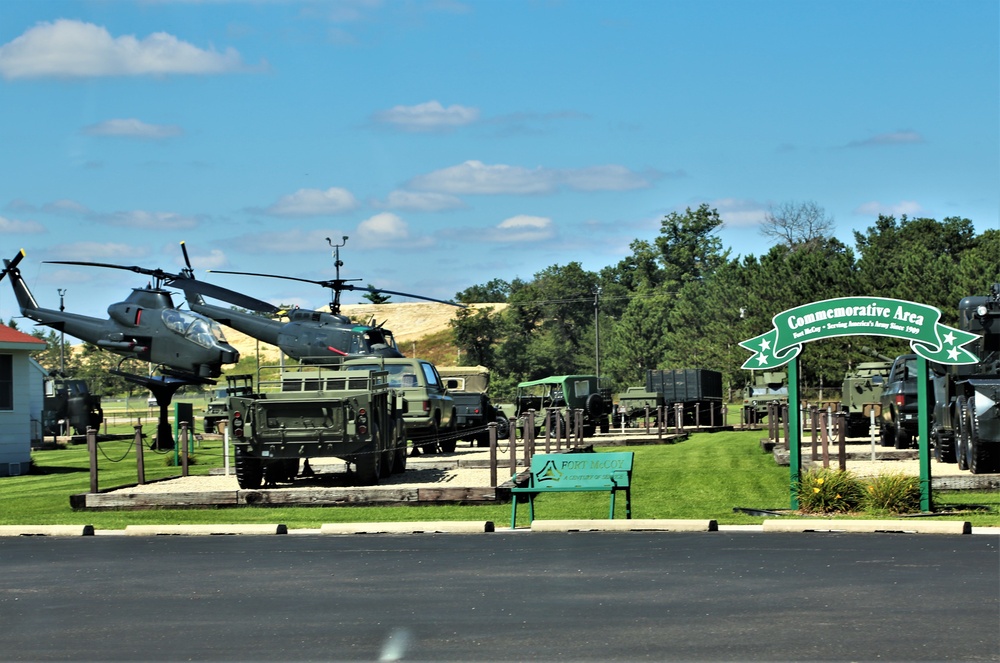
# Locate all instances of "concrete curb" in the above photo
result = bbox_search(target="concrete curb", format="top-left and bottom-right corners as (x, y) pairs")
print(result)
(123, 524), (288, 536)
(761, 519), (971, 535)
(0, 525), (95, 537)
(530, 519), (718, 532)
(319, 521), (495, 534)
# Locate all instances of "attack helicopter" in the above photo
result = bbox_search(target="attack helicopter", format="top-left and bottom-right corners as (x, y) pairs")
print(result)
(182, 237), (463, 363)
(1, 248), (273, 448)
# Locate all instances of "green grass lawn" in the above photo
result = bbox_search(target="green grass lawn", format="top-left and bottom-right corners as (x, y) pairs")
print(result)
(4, 429), (997, 529)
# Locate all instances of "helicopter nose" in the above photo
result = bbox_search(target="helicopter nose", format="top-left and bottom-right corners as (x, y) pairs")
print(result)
(221, 348), (239, 364)
(372, 344), (404, 359)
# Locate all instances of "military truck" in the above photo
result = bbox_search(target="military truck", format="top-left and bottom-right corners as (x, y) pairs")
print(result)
(437, 365), (509, 447)
(202, 375), (253, 433)
(742, 371), (788, 424)
(227, 360), (407, 489)
(42, 375), (103, 436)
(342, 357), (455, 453)
(500, 374), (611, 438)
(930, 284), (1000, 474)
(840, 349), (893, 437)
(611, 387), (663, 428)
(878, 354), (921, 450)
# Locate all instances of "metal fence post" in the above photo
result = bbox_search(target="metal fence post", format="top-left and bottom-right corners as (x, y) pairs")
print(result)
(134, 424), (145, 485)
(87, 427), (98, 494)
(488, 422), (497, 488)
(180, 422), (190, 477)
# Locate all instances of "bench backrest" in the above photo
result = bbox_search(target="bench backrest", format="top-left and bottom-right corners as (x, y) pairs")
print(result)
(529, 451), (633, 490)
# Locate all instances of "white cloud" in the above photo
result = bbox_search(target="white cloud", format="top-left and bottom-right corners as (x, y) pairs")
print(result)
(42, 199), (91, 215)
(47, 242), (150, 261)
(853, 200), (925, 217)
(263, 187), (359, 217)
(407, 160), (656, 195)
(83, 118), (183, 140)
(372, 100), (480, 132)
(485, 215), (556, 243)
(0, 216), (45, 234)
(184, 248), (228, 271)
(355, 212), (433, 248)
(709, 198), (768, 228)
(0, 19), (247, 80)
(847, 131), (924, 148)
(98, 210), (201, 230)
(377, 190), (466, 212)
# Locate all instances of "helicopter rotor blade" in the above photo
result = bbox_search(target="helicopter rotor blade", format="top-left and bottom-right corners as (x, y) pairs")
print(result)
(0, 248), (27, 283)
(341, 284), (465, 308)
(45, 260), (279, 314)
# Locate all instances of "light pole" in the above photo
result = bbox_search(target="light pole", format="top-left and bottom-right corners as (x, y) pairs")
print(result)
(594, 287), (602, 377)
(57, 289), (66, 374)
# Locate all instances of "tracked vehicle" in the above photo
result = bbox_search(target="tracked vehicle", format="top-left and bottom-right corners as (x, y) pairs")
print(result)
(841, 348), (893, 437)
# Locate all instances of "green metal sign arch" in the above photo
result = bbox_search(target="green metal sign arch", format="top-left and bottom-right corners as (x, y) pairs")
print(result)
(739, 297), (978, 512)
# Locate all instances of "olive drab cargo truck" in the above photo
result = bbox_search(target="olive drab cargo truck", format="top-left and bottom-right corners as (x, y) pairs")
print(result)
(742, 371), (789, 423)
(227, 360), (407, 489)
(646, 368), (724, 426)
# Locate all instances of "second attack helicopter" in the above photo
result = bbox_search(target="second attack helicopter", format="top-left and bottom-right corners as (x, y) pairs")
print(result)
(182, 238), (463, 363)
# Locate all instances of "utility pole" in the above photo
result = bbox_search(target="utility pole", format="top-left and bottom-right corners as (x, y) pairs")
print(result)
(594, 287), (601, 377)
(57, 289), (66, 373)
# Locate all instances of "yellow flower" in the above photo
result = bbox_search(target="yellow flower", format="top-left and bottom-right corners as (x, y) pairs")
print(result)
(836, 494), (841, 499)
(813, 487), (820, 493)
(816, 478), (825, 485)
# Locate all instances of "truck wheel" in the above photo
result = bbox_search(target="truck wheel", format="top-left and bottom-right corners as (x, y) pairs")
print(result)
(967, 400), (991, 474)
(235, 449), (263, 490)
(934, 429), (956, 464)
(377, 419), (394, 478)
(956, 398), (969, 470)
(495, 414), (510, 441)
(438, 419), (457, 454)
(354, 443), (381, 486)
(879, 424), (894, 447)
(586, 393), (604, 419)
(894, 426), (911, 450)
(392, 419), (407, 474)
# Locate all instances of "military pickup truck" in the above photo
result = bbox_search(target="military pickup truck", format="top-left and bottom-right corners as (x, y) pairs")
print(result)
(840, 350), (892, 438)
(878, 354), (921, 449)
(437, 365), (509, 447)
(227, 361), (407, 488)
(612, 387), (663, 428)
(342, 357), (456, 453)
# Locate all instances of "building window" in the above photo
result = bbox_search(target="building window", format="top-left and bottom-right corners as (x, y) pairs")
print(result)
(0, 354), (12, 410)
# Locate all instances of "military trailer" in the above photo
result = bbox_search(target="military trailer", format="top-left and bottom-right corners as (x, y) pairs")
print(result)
(840, 349), (893, 438)
(612, 387), (664, 428)
(646, 368), (725, 426)
(500, 374), (611, 439)
(227, 360), (407, 489)
(742, 371), (789, 423)
(437, 365), (509, 447)
(42, 375), (103, 436)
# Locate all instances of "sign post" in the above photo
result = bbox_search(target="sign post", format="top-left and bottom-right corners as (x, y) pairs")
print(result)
(740, 297), (978, 511)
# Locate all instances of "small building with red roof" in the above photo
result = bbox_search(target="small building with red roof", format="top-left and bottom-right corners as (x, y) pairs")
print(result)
(0, 323), (47, 477)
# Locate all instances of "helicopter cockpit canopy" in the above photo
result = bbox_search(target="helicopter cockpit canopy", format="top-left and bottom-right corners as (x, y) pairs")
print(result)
(161, 309), (228, 350)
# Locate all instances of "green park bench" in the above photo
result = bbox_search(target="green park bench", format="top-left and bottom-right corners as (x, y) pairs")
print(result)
(510, 451), (634, 528)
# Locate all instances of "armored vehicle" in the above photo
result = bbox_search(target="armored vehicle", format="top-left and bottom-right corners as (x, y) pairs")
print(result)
(437, 365), (509, 447)
(202, 375), (252, 434)
(227, 360), (407, 488)
(500, 374), (611, 438)
(42, 375), (103, 436)
(840, 349), (893, 437)
(612, 387), (663, 428)
(742, 371), (788, 423)
(931, 284), (1000, 473)
(342, 357), (455, 453)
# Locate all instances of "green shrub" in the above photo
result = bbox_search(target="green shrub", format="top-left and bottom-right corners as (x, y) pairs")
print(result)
(797, 468), (864, 513)
(164, 454), (197, 467)
(861, 472), (921, 514)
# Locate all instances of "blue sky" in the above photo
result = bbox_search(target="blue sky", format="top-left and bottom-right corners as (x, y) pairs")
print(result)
(0, 0), (997, 323)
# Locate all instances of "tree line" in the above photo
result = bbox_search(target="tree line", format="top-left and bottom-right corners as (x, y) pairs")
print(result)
(450, 205), (1000, 401)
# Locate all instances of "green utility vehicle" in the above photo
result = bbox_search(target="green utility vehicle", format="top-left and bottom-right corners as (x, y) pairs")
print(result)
(227, 360), (407, 489)
(500, 374), (611, 438)
(42, 375), (103, 436)
(342, 357), (456, 453)
(742, 371), (789, 423)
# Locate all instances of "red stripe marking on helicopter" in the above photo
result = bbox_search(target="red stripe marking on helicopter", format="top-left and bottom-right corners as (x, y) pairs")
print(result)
(328, 346), (348, 355)
(135, 309), (142, 325)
